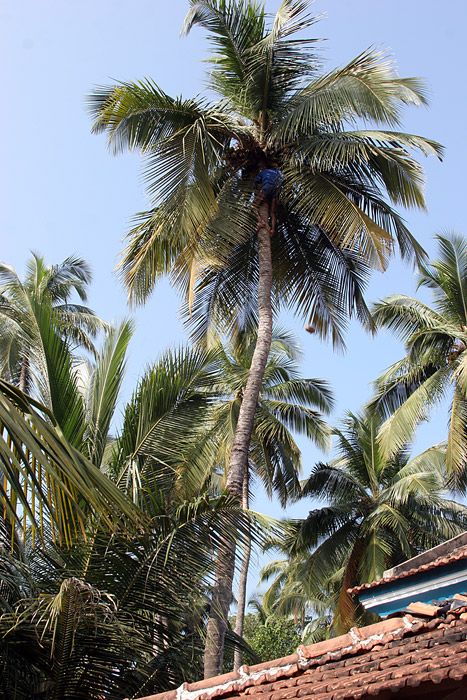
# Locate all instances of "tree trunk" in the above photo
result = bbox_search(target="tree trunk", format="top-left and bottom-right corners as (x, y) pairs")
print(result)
(203, 539), (237, 678)
(226, 213), (273, 496)
(234, 468), (251, 670)
(18, 356), (29, 393)
(203, 204), (273, 678)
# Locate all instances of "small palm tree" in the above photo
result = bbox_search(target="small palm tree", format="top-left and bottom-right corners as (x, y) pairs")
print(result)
(262, 409), (467, 634)
(372, 233), (467, 487)
(0, 253), (105, 397)
(0, 489), (253, 699)
(89, 1), (441, 674)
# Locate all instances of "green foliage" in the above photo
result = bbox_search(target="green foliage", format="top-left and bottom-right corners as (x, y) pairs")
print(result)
(0, 491), (256, 699)
(0, 294), (274, 696)
(0, 377), (140, 544)
(372, 233), (467, 487)
(112, 328), (332, 507)
(245, 615), (301, 662)
(1, 0), (464, 692)
(262, 408), (467, 634)
(90, 1), (438, 344)
(226, 607), (300, 668)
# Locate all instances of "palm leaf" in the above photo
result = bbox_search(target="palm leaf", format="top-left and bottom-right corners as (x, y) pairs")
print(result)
(0, 379), (141, 543)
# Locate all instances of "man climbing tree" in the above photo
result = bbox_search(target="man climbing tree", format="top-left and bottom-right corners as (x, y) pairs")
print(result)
(90, 0), (442, 676)
(255, 158), (283, 235)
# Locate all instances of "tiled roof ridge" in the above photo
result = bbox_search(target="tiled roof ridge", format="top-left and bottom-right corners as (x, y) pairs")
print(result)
(348, 543), (467, 595)
(133, 608), (467, 700)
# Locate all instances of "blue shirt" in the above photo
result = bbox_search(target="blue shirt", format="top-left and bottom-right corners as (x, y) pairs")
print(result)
(255, 168), (284, 196)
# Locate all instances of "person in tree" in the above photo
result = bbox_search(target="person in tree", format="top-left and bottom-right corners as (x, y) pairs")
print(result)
(255, 159), (283, 235)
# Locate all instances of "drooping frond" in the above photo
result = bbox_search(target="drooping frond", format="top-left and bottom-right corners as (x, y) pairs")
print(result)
(377, 365), (450, 460)
(0, 379), (140, 543)
(372, 234), (467, 480)
(419, 233), (467, 325)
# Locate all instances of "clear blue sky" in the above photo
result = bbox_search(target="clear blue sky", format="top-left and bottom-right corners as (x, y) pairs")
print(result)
(2, 1), (467, 595)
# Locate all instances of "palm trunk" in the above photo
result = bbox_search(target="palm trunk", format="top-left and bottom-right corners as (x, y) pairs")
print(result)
(226, 212), (273, 496)
(18, 356), (29, 393)
(203, 205), (273, 678)
(334, 538), (365, 634)
(233, 468), (251, 670)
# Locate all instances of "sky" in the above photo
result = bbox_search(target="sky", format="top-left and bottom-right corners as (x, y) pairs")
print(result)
(2, 0), (467, 597)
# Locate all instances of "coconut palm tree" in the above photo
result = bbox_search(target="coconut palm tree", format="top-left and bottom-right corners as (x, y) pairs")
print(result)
(372, 233), (467, 487)
(89, 1), (441, 674)
(0, 488), (253, 699)
(188, 328), (332, 668)
(262, 409), (467, 634)
(111, 329), (331, 669)
(0, 253), (105, 397)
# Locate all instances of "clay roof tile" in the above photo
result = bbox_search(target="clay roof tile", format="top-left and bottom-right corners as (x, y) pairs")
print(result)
(134, 606), (467, 700)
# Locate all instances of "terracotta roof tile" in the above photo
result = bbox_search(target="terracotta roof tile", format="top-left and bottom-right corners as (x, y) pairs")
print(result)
(134, 606), (467, 700)
(349, 544), (467, 594)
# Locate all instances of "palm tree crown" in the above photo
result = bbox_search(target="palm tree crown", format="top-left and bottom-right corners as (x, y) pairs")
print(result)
(262, 409), (467, 633)
(113, 330), (332, 505)
(0, 253), (105, 398)
(372, 233), (467, 485)
(90, 0), (440, 325)
(196, 328), (333, 500)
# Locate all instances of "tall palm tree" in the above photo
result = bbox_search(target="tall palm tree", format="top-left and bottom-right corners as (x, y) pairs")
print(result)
(192, 328), (332, 668)
(89, 0), (441, 674)
(0, 253), (105, 397)
(262, 409), (467, 634)
(372, 233), (467, 487)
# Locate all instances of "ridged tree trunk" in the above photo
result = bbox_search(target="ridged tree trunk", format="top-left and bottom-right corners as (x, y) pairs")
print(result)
(203, 204), (273, 678)
(18, 356), (29, 393)
(234, 468), (251, 670)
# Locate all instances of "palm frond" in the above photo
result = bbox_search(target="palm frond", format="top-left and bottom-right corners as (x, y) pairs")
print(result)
(0, 379), (141, 543)
(377, 365), (451, 460)
(275, 48), (429, 141)
(85, 320), (133, 467)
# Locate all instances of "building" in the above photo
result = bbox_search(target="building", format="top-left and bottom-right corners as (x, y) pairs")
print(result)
(135, 533), (467, 700)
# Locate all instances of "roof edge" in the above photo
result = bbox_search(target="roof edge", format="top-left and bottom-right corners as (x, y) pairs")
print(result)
(132, 615), (418, 700)
(384, 532), (467, 579)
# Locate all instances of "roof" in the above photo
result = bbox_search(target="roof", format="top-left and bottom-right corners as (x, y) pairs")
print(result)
(135, 606), (467, 700)
(349, 542), (467, 596)
(384, 532), (467, 577)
